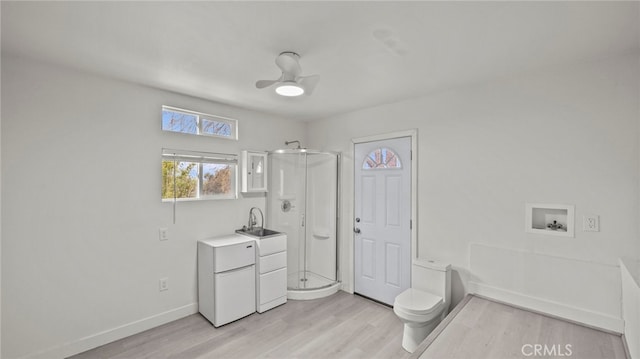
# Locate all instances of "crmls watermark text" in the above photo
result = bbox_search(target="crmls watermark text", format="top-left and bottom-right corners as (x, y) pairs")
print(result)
(521, 344), (573, 357)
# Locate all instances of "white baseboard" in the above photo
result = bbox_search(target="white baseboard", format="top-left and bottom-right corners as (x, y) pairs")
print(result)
(22, 303), (198, 359)
(469, 282), (624, 334)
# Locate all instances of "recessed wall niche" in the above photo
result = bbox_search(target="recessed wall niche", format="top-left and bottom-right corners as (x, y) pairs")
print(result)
(525, 203), (575, 237)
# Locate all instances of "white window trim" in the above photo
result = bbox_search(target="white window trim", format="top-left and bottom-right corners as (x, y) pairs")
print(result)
(162, 105), (238, 140)
(161, 148), (238, 203)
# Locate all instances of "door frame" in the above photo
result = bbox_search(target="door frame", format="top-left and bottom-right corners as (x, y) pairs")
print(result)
(351, 129), (418, 294)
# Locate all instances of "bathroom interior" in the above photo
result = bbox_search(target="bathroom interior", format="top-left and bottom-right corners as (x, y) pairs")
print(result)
(2, 2), (640, 359)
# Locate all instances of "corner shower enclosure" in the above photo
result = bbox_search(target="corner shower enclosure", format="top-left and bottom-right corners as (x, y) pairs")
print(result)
(267, 149), (340, 300)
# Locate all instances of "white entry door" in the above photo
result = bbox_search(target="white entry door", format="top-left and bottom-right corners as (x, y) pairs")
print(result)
(354, 137), (411, 305)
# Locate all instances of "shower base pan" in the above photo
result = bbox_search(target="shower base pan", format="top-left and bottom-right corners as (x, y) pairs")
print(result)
(287, 271), (341, 300)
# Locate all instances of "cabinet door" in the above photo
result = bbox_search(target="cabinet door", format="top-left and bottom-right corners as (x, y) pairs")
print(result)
(241, 151), (268, 192)
(259, 267), (287, 304)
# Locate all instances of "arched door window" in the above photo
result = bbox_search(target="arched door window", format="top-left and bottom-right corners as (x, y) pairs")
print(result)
(362, 147), (402, 169)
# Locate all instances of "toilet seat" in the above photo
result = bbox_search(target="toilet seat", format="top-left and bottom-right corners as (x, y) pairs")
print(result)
(394, 288), (443, 315)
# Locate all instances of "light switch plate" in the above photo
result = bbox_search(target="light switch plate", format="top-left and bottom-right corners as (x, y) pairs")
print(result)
(583, 215), (599, 232)
(159, 278), (168, 291)
(159, 228), (169, 241)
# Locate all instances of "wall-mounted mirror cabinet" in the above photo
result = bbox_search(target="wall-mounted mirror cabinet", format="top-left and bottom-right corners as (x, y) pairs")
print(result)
(241, 151), (268, 193)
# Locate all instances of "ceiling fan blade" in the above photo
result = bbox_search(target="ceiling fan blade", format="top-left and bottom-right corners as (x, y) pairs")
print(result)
(255, 79), (279, 89)
(276, 52), (302, 77)
(298, 75), (320, 95)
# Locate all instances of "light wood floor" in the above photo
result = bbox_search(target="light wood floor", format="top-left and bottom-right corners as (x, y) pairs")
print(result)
(70, 293), (629, 359)
(415, 295), (628, 359)
(70, 291), (410, 359)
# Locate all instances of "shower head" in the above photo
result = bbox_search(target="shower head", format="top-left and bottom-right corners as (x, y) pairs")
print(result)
(285, 140), (302, 149)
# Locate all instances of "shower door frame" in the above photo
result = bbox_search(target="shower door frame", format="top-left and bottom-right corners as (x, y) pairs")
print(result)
(267, 149), (341, 291)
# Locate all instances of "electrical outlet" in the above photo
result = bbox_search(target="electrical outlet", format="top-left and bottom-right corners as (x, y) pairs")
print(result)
(159, 278), (169, 291)
(159, 228), (169, 241)
(583, 215), (599, 232)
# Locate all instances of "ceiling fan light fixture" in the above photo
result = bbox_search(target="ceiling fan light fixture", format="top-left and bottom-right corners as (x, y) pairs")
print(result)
(275, 82), (304, 97)
(257, 52), (318, 96)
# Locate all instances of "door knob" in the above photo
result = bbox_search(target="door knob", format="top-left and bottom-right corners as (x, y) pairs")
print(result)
(354, 227), (361, 234)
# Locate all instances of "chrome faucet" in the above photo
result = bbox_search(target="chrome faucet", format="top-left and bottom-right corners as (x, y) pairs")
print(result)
(248, 207), (264, 231)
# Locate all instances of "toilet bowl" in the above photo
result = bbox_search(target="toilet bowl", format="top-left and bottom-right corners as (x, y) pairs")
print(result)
(393, 288), (445, 352)
(393, 259), (451, 353)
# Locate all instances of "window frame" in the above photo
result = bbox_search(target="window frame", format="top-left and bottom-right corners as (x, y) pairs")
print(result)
(162, 105), (238, 140)
(362, 147), (402, 170)
(162, 149), (238, 202)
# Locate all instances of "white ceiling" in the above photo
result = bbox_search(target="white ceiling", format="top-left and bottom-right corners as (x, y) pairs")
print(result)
(2, 1), (638, 121)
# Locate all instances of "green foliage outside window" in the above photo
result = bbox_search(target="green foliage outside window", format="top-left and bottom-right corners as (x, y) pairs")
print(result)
(162, 161), (234, 200)
(162, 160), (197, 199)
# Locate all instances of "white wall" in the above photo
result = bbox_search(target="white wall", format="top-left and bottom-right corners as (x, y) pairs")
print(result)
(307, 54), (640, 315)
(1, 54), (306, 359)
(470, 243), (622, 332)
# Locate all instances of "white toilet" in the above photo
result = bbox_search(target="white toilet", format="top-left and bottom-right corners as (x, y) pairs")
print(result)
(393, 259), (451, 353)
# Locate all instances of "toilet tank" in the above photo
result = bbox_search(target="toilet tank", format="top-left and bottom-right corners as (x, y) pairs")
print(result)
(412, 259), (451, 311)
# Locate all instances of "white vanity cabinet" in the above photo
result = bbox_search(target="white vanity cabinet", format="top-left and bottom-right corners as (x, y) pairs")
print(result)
(241, 151), (268, 193)
(254, 233), (287, 313)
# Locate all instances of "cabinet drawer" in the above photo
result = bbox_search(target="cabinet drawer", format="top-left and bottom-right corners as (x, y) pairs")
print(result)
(259, 268), (287, 304)
(257, 235), (286, 256)
(259, 251), (286, 274)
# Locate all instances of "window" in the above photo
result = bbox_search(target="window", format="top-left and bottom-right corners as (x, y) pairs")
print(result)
(362, 147), (402, 169)
(162, 149), (238, 201)
(162, 106), (237, 140)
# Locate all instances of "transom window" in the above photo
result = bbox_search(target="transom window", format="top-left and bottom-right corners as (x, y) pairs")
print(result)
(162, 106), (237, 140)
(362, 147), (402, 169)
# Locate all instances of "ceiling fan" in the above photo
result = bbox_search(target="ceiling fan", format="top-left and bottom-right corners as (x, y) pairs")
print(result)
(256, 52), (319, 97)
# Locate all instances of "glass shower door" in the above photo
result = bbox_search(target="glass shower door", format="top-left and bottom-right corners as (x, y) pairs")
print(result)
(267, 153), (307, 290)
(305, 153), (338, 288)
